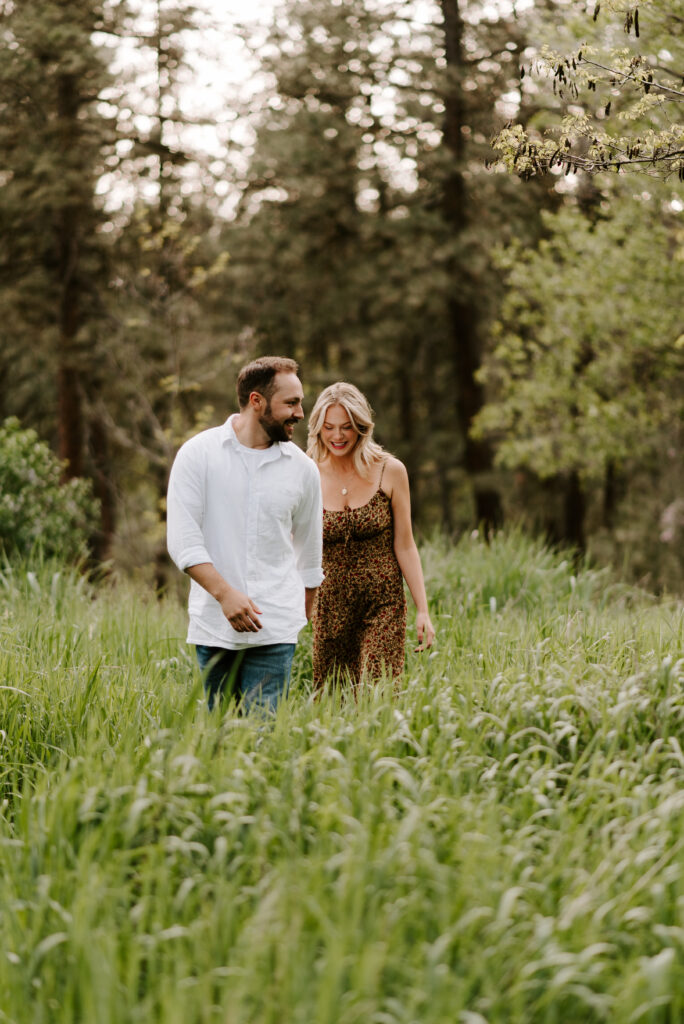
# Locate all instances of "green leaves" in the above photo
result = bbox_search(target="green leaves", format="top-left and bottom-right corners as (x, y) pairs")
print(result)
(492, 0), (684, 178)
(0, 417), (98, 561)
(474, 199), (684, 482)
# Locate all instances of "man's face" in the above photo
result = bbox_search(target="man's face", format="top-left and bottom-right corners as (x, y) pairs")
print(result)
(258, 372), (305, 443)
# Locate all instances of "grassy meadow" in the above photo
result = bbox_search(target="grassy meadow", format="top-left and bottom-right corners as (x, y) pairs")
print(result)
(1, 532), (683, 1024)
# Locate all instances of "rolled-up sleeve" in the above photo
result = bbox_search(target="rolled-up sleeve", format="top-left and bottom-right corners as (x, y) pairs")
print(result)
(292, 462), (324, 588)
(167, 441), (212, 572)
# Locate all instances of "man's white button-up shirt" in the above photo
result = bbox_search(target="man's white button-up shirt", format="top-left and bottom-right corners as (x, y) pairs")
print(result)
(167, 415), (324, 649)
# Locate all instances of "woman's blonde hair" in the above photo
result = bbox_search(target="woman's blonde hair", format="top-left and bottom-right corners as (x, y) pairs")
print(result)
(307, 382), (385, 479)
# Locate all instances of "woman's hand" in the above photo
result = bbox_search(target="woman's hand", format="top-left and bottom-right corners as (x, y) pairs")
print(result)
(414, 611), (436, 652)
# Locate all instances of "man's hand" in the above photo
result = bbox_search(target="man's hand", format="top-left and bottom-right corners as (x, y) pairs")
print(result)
(186, 563), (262, 633)
(218, 586), (263, 632)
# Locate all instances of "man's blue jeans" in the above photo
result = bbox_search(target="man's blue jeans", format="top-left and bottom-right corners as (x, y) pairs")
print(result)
(195, 643), (296, 713)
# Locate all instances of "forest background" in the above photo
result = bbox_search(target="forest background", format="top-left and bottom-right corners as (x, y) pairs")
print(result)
(0, 0), (682, 592)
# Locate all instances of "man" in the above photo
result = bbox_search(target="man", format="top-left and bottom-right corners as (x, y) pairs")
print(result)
(167, 356), (323, 711)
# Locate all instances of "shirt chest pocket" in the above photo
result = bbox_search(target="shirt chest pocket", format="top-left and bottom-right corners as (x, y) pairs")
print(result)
(260, 481), (301, 535)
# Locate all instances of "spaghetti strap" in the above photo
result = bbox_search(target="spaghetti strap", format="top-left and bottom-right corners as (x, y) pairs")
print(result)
(378, 459), (387, 491)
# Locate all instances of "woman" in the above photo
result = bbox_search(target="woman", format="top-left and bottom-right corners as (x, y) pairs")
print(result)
(307, 382), (435, 689)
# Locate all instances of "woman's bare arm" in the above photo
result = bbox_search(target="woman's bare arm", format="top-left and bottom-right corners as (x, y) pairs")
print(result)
(384, 458), (436, 651)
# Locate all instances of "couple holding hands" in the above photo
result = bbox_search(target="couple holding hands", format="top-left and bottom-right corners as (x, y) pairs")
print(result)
(167, 356), (435, 712)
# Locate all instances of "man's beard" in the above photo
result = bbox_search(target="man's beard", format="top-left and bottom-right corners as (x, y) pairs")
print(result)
(259, 405), (297, 443)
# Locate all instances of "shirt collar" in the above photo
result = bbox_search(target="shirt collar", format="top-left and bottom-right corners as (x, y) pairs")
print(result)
(220, 414), (294, 456)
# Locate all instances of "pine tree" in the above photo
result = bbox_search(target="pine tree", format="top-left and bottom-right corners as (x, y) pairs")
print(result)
(0, 0), (127, 553)
(100, 0), (234, 577)
(229, 0), (554, 530)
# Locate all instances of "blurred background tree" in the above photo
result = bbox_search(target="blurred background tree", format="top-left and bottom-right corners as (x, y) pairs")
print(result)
(225, 0), (556, 530)
(0, 0), (681, 590)
(473, 193), (684, 586)
(0, 0), (126, 558)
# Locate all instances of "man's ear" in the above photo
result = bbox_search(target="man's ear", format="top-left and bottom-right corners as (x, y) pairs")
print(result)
(249, 390), (264, 411)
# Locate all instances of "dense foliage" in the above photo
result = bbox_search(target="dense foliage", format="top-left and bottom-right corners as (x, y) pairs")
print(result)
(476, 201), (683, 477)
(226, 0), (555, 531)
(0, 418), (98, 561)
(0, 0), (681, 587)
(1, 536), (683, 1021)
(473, 194), (684, 586)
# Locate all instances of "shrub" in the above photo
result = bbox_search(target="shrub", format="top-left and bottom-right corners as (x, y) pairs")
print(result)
(0, 417), (99, 562)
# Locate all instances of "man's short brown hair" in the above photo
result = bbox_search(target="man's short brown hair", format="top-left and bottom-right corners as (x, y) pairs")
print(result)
(236, 356), (299, 408)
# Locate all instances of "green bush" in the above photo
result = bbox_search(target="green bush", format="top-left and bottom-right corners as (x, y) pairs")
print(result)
(0, 417), (99, 561)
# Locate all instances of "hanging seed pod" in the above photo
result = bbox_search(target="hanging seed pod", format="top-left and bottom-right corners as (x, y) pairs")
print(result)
(635, 8), (639, 37)
(593, 3), (601, 22)
(604, 101), (611, 116)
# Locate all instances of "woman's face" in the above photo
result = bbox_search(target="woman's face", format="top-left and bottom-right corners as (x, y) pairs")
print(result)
(320, 403), (359, 457)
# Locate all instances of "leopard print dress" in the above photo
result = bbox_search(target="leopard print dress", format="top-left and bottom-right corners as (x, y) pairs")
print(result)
(312, 472), (407, 689)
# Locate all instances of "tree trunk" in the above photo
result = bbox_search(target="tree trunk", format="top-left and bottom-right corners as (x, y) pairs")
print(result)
(398, 338), (421, 522)
(440, 0), (502, 534)
(603, 460), (618, 530)
(56, 71), (83, 480)
(563, 471), (586, 552)
(88, 415), (117, 560)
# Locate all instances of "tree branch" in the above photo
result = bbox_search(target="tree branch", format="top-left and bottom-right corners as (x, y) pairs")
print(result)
(580, 57), (684, 100)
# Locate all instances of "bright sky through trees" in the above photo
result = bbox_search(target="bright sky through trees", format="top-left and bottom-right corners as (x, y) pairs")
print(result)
(97, 0), (538, 213)
(95, 0), (275, 213)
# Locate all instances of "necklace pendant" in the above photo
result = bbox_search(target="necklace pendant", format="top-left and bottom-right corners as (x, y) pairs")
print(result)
(341, 487), (348, 496)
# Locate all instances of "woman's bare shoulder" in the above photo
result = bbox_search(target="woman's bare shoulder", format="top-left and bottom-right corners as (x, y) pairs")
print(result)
(382, 454), (407, 476)
(380, 454), (408, 494)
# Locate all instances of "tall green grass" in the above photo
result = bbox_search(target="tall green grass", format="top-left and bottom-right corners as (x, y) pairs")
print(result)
(1, 533), (683, 1023)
